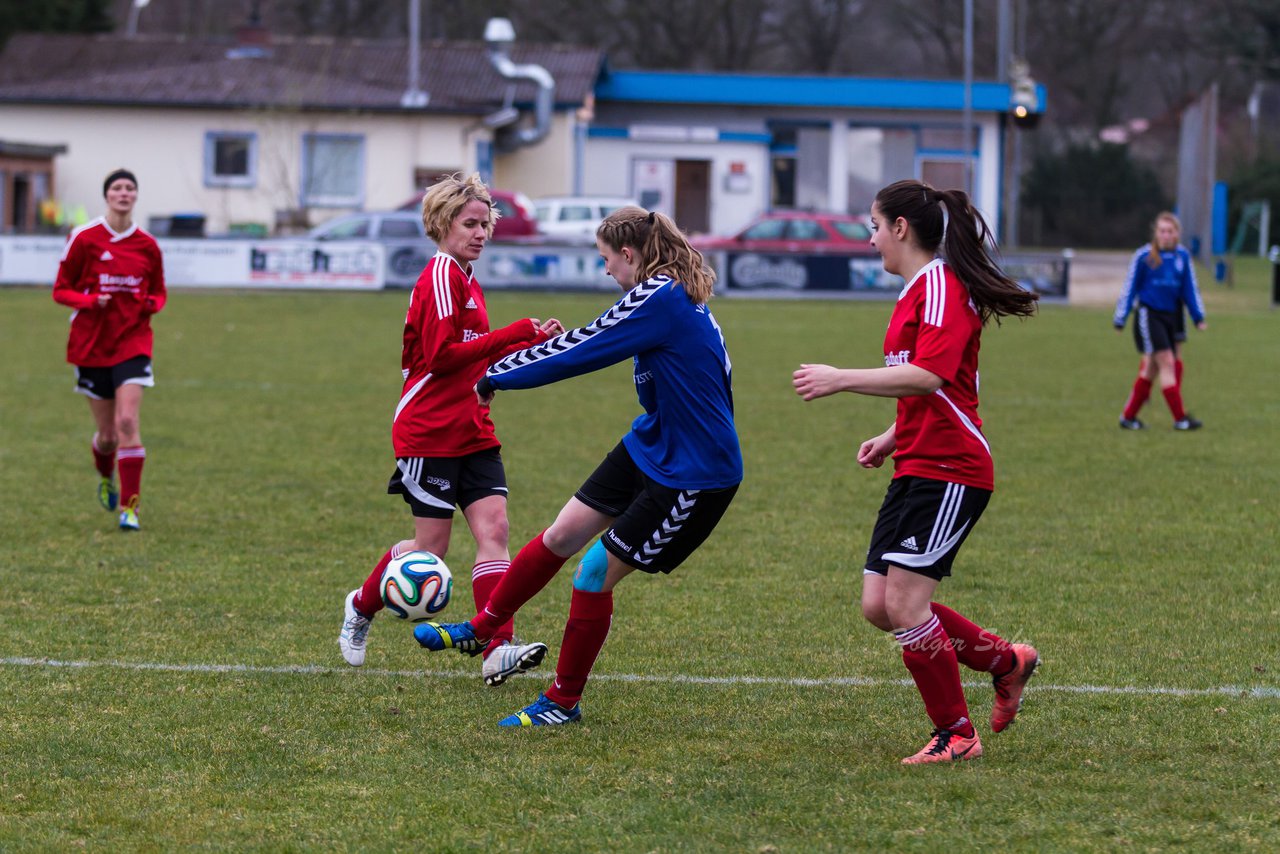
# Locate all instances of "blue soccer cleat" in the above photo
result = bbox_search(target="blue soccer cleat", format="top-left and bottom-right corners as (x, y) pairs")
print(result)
(413, 620), (489, 656)
(98, 477), (119, 511)
(499, 693), (582, 727)
(118, 506), (140, 531)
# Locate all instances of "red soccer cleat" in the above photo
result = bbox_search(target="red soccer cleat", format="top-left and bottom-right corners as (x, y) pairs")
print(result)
(901, 728), (983, 765)
(991, 643), (1039, 733)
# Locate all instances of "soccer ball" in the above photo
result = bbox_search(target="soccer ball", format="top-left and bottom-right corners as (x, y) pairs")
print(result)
(380, 550), (452, 621)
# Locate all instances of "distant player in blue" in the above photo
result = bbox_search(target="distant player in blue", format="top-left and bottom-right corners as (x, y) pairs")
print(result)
(415, 206), (742, 726)
(1113, 211), (1207, 430)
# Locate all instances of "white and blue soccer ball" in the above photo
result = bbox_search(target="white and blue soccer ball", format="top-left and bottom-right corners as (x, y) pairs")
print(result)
(379, 550), (452, 621)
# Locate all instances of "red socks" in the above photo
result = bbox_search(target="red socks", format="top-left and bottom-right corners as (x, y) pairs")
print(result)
(930, 603), (1014, 675)
(116, 446), (146, 509)
(1175, 358), (1184, 387)
(1162, 385), (1187, 421)
(472, 560), (514, 654)
(1122, 377), (1152, 420)
(353, 546), (405, 617)
(91, 434), (115, 479)
(545, 589), (614, 708)
(896, 615), (974, 737)
(471, 531), (568, 639)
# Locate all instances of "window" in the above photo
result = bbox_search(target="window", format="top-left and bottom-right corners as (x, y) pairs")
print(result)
(204, 132), (257, 188)
(787, 219), (825, 240)
(316, 216), (370, 239)
(832, 221), (871, 241)
(559, 205), (594, 222)
(302, 133), (364, 207)
(378, 217), (420, 238)
(741, 219), (787, 240)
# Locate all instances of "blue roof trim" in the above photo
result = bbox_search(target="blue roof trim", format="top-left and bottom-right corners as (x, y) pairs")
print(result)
(596, 70), (1046, 113)
(587, 126), (629, 138)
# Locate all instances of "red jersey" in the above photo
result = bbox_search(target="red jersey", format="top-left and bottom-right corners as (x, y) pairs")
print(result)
(52, 218), (166, 367)
(885, 259), (993, 490)
(392, 252), (543, 458)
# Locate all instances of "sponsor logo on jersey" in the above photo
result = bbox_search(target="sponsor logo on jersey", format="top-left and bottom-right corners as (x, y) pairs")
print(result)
(634, 370), (654, 384)
(462, 329), (488, 343)
(885, 349), (912, 366)
(100, 250), (114, 261)
(465, 297), (478, 309)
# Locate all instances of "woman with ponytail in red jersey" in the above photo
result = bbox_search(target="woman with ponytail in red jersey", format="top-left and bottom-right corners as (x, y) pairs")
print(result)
(794, 179), (1040, 765)
(52, 168), (166, 532)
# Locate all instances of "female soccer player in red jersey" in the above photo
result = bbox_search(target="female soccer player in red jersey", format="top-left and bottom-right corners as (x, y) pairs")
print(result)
(793, 180), (1040, 765)
(52, 168), (166, 531)
(338, 173), (564, 686)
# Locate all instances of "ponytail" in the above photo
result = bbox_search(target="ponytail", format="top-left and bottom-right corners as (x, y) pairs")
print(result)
(874, 179), (1037, 325)
(597, 206), (716, 303)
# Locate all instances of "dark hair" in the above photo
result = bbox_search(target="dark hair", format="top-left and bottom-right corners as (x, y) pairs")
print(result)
(596, 207), (716, 303)
(874, 179), (1037, 325)
(1146, 211), (1181, 269)
(103, 168), (138, 196)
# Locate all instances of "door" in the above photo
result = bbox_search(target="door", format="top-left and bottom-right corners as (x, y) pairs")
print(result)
(675, 159), (711, 234)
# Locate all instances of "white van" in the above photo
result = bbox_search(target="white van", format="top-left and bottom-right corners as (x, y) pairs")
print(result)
(534, 196), (639, 240)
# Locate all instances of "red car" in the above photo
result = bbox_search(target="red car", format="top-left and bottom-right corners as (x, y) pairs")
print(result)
(396, 188), (538, 239)
(693, 211), (874, 254)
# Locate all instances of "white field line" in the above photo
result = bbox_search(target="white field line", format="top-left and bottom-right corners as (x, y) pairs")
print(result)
(2, 656), (1277, 699)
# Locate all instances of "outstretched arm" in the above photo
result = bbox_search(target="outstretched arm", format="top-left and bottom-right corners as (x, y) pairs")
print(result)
(793, 363), (942, 401)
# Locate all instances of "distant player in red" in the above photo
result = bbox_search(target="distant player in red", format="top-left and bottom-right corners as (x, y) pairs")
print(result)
(794, 179), (1040, 765)
(337, 172), (564, 685)
(52, 168), (166, 531)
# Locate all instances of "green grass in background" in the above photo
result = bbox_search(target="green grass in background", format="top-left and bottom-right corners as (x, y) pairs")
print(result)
(1, 265), (1276, 851)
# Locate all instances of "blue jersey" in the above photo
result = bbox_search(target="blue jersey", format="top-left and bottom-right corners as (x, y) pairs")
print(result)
(1113, 245), (1205, 327)
(485, 276), (743, 490)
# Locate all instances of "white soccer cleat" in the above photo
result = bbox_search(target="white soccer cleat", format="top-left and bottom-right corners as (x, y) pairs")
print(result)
(481, 638), (548, 687)
(338, 590), (372, 667)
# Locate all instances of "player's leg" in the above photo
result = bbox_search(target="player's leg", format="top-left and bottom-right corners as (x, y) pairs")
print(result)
(86, 390), (120, 511)
(112, 358), (153, 529)
(1120, 316), (1155, 429)
(339, 458), (454, 666)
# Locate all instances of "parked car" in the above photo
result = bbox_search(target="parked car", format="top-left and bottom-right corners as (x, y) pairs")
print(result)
(691, 211), (875, 255)
(308, 211), (435, 283)
(395, 188), (538, 239)
(534, 195), (638, 239)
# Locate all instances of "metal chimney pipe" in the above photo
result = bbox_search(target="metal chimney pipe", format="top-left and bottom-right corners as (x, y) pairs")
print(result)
(484, 18), (554, 148)
(402, 0), (428, 108)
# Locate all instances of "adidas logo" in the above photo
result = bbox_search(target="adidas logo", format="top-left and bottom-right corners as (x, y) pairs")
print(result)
(100, 250), (114, 261)
(464, 297), (478, 309)
(899, 536), (919, 551)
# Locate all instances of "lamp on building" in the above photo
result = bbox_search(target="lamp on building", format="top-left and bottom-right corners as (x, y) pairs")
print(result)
(1009, 59), (1042, 129)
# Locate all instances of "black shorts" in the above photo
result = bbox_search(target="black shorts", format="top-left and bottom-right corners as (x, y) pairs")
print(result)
(1133, 305), (1179, 354)
(575, 441), (738, 575)
(864, 476), (991, 581)
(1173, 308), (1187, 343)
(73, 356), (154, 400)
(387, 448), (508, 519)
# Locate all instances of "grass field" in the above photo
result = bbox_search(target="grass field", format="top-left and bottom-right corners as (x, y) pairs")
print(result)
(2, 262), (1278, 851)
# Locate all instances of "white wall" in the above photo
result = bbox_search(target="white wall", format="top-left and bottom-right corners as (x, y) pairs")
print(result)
(0, 104), (480, 233)
(582, 136), (770, 236)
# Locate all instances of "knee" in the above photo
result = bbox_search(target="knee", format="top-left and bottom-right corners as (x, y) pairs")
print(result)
(572, 540), (609, 592)
(862, 601), (893, 632)
(114, 413), (139, 441)
(95, 432), (118, 454)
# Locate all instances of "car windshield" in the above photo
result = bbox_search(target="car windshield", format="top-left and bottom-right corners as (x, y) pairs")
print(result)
(832, 221), (871, 241)
(787, 219), (826, 240)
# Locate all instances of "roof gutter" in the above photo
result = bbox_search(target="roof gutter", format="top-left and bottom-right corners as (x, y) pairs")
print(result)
(483, 18), (554, 148)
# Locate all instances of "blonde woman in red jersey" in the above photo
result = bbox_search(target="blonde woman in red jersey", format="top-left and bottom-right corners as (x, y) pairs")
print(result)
(793, 180), (1039, 765)
(338, 173), (564, 686)
(52, 168), (166, 532)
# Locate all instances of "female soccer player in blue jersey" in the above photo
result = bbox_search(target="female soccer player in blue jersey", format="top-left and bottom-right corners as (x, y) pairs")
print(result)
(793, 180), (1039, 764)
(415, 206), (743, 727)
(1113, 211), (1206, 430)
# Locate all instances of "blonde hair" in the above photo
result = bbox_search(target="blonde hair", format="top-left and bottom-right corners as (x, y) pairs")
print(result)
(596, 207), (716, 303)
(420, 173), (498, 242)
(1146, 211), (1181, 268)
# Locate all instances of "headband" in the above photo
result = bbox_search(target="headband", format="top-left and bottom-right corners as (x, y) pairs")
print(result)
(103, 168), (138, 196)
